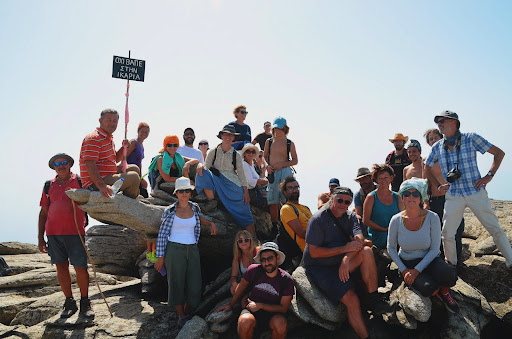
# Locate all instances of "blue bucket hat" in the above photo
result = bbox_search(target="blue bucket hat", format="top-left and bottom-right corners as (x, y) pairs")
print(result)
(272, 116), (287, 129)
(398, 178), (428, 201)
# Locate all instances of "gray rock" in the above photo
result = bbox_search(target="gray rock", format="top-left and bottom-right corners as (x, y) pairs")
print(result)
(159, 181), (177, 194)
(0, 267), (59, 289)
(66, 189), (166, 236)
(391, 282), (431, 322)
(205, 297), (235, 323)
(0, 242), (39, 255)
(195, 282), (230, 318)
(440, 298), (488, 339)
(474, 234), (512, 256)
(141, 196), (173, 206)
(210, 319), (233, 333)
(0, 323), (19, 336)
(85, 224), (146, 276)
(150, 187), (178, 203)
(290, 292), (337, 331)
(176, 316), (208, 339)
(292, 266), (346, 323)
(203, 267), (231, 298)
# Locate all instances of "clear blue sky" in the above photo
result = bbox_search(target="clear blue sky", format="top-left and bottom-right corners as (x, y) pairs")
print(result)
(1, 1), (511, 244)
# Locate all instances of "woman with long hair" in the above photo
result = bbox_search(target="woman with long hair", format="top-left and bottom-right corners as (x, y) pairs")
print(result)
(229, 230), (258, 295)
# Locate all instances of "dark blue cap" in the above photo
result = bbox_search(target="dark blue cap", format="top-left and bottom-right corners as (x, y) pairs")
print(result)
(329, 178), (340, 186)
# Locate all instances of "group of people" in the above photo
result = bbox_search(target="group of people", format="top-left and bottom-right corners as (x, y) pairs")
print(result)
(37, 106), (511, 339)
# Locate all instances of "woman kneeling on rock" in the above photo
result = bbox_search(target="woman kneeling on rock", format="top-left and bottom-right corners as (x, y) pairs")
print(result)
(387, 178), (459, 313)
(195, 125), (256, 238)
(154, 177), (217, 327)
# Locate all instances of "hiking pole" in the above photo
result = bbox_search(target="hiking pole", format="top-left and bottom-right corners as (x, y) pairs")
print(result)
(71, 201), (113, 317)
(121, 50), (131, 174)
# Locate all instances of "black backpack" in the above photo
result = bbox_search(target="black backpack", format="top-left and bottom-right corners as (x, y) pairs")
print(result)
(44, 176), (89, 226)
(276, 203), (308, 262)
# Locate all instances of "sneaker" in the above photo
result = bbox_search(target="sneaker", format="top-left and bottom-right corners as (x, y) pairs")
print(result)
(60, 297), (78, 318)
(368, 298), (394, 315)
(438, 290), (460, 314)
(177, 316), (189, 328)
(79, 297), (95, 318)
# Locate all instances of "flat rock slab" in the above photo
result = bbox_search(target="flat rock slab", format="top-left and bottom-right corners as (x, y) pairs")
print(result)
(0, 242), (39, 255)
(176, 316), (208, 339)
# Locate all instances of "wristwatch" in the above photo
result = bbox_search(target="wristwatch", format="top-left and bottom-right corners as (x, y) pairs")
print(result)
(487, 171), (494, 177)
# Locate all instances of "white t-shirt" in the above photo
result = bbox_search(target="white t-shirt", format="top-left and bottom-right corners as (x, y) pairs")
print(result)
(242, 160), (260, 189)
(168, 215), (197, 244)
(178, 145), (204, 164)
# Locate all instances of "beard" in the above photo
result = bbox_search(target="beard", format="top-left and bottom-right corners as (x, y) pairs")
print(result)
(287, 192), (300, 201)
(264, 263), (277, 273)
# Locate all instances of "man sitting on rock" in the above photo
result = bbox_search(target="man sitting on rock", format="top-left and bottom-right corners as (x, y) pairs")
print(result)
(217, 242), (295, 339)
(304, 187), (390, 339)
(79, 108), (141, 198)
(317, 178), (340, 209)
(38, 153), (94, 318)
(280, 176), (312, 253)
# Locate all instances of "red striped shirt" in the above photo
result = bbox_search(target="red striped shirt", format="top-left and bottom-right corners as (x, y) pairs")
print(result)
(79, 127), (117, 188)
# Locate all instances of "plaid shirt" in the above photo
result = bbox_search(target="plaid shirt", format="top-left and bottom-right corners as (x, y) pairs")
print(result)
(156, 201), (202, 257)
(425, 132), (492, 197)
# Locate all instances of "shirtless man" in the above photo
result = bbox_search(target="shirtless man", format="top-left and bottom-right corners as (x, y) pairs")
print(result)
(317, 178), (339, 209)
(403, 139), (423, 180)
(264, 117), (298, 239)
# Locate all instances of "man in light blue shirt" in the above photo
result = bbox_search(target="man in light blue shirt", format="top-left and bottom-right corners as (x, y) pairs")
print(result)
(424, 110), (512, 269)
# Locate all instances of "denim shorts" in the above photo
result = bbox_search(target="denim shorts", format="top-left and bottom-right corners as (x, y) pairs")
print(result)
(47, 235), (88, 268)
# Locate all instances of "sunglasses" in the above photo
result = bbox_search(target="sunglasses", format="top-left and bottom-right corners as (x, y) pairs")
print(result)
(237, 238), (251, 244)
(436, 118), (446, 124)
(336, 198), (352, 205)
(286, 185), (300, 191)
(54, 161), (69, 167)
(166, 143), (179, 148)
(199, 142), (208, 146)
(402, 190), (421, 198)
(239, 111), (248, 114)
(260, 255), (276, 263)
(244, 150), (256, 154)
(176, 189), (192, 194)
(258, 154), (263, 158)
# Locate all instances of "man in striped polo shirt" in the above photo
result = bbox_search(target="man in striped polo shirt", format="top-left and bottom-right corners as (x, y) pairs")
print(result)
(79, 109), (141, 198)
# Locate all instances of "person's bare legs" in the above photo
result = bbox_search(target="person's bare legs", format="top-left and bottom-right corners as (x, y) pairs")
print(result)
(349, 246), (378, 293)
(56, 261), (72, 298)
(245, 224), (256, 239)
(74, 266), (89, 297)
(204, 188), (215, 200)
(340, 289), (368, 338)
(269, 204), (279, 223)
(238, 312), (256, 339)
(269, 314), (287, 339)
(175, 305), (186, 318)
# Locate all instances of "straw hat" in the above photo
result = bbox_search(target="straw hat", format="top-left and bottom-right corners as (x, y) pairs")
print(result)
(389, 133), (409, 143)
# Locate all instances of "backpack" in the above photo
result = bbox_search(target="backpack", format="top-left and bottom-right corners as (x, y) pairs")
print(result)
(148, 156), (160, 190)
(276, 203), (307, 263)
(44, 176), (89, 226)
(267, 138), (295, 174)
(244, 264), (293, 296)
(212, 147), (237, 170)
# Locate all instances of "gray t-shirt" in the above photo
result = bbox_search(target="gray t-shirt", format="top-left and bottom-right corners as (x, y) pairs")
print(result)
(303, 209), (362, 266)
(387, 210), (441, 273)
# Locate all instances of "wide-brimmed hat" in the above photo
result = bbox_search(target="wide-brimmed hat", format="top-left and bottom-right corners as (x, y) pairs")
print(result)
(217, 125), (240, 139)
(254, 242), (285, 266)
(48, 153), (74, 169)
(173, 177), (195, 194)
(241, 143), (259, 155)
(389, 133), (409, 143)
(354, 167), (371, 181)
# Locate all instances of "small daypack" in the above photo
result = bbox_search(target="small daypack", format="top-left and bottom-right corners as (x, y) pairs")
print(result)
(44, 176), (89, 226)
(276, 203), (307, 262)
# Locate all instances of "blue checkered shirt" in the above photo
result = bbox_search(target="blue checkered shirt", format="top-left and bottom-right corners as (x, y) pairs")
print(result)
(156, 201), (202, 257)
(425, 132), (492, 197)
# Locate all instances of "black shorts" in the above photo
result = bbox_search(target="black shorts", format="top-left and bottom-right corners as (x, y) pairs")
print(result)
(47, 235), (88, 268)
(241, 309), (286, 330)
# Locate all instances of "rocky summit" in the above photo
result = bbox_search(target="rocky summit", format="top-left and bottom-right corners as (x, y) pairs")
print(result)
(1, 189), (511, 338)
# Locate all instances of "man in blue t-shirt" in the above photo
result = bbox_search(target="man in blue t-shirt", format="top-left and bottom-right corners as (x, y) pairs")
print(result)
(425, 110), (512, 269)
(217, 242), (294, 339)
(304, 187), (391, 339)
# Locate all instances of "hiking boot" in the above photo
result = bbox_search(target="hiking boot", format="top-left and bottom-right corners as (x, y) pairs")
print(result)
(368, 298), (394, 315)
(79, 297), (95, 318)
(60, 297), (78, 318)
(437, 290), (460, 314)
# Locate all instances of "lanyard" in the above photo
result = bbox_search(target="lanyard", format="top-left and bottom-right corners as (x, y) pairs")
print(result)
(444, 136), (461, 172)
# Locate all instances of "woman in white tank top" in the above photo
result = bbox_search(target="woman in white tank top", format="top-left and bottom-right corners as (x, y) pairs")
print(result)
(154, 177), (217, 328)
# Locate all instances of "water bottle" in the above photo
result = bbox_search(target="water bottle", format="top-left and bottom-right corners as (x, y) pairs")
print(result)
(111, 178), (124, 195)
(160, 265), (167, 276)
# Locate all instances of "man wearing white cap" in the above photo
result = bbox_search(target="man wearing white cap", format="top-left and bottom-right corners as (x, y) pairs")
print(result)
(217, 242), (294, 339)
(425, 110), (512, 269)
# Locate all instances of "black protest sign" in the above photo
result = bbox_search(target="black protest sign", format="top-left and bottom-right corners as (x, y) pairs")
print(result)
(112, 56), (145, 82)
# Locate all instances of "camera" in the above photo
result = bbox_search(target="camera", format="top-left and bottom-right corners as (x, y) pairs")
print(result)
(446, 168), (462, 183)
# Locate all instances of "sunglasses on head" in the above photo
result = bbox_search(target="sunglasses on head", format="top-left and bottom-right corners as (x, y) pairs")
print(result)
(237, 238), (251, 244)
(402, 190), (421, 198)
(336, 198), (352, 205)
(176, 189), (192, 194)
(199, 142), (208, 146)
(244, 150), (256, 154)
(166, 143), (179, 148)
(54, 161), (69, 167)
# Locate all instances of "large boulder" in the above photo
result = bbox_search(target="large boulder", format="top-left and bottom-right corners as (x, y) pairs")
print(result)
(390, 282), (432, 323)
(0, 242), (39, 255)
(85, 224), (146, 276)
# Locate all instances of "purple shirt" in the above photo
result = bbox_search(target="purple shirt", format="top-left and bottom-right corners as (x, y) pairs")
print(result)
(243, 264), (295, 305)
(127, 139), (144, 169)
